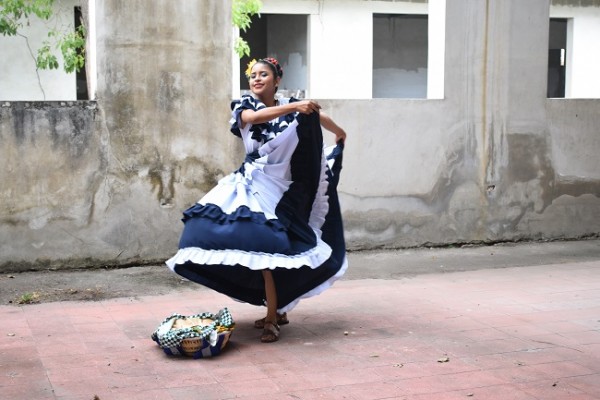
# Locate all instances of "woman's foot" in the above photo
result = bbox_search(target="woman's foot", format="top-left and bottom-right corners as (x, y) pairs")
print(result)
(254, 312), (289, 329)
(260, 321), (280, 343)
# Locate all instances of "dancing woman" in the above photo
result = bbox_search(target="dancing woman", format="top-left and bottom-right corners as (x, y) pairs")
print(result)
(167, 57), (347, 343)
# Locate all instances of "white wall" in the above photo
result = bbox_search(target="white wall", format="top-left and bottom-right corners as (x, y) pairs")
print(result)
(309, 1), (373, 98)
(551, 5), (600, 98)
(0, 0), (81, 101)
(238, 0), (439, 100)
(428, 0), (446, 99)
(87, 0), (97, 100)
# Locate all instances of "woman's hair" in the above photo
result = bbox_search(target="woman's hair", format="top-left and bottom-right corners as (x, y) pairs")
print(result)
(245, 57), (284, 79)
(257, 57), (283, 79)
(245, 57), (284, 94)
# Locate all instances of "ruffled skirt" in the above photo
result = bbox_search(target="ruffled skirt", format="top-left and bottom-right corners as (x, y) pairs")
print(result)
(166, 112), (347, 312)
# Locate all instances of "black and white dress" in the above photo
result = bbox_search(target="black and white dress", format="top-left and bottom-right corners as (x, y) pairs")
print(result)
(166, 95), (347, 313)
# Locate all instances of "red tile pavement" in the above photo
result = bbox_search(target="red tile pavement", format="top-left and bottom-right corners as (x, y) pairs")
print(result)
(1, 260), (599, 400)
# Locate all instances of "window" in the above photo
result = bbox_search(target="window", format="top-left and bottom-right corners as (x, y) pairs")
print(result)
(373, 14), (429, 99)
(75, 6), (89, 100)
(548, 18), (567, 98)
(239, 14), (308, 99)
(549, 5), (600, 99)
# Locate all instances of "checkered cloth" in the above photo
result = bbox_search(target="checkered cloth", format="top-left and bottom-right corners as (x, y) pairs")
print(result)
(151, 308), (234, 356)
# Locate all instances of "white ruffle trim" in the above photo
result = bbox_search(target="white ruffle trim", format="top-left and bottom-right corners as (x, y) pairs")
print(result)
(166, 235), (333, 272)
(308, 148), (330, 237)
(277, 255), (349, 313)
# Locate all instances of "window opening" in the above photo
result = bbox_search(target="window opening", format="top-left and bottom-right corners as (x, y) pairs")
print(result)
(548, 18), (567, 98)
(373, 14), (428, 99)
(75, 6), (88, 100)
(239, 14), (308, 99)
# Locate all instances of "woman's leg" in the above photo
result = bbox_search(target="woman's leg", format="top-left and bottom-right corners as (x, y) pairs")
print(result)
(261, 269), (280, 342)
(262, 269), (278, 322)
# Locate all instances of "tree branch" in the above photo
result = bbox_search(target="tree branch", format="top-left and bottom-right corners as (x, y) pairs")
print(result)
(17, 32), (46, 100)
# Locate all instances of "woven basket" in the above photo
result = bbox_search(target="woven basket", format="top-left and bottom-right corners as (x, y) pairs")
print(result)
(152, 310), (235, 359)
(173, 316), (233, 358)
(180, 330), (233, 357)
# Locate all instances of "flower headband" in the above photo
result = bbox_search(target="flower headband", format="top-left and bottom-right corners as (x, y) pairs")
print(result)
(245, 57), (284, 79)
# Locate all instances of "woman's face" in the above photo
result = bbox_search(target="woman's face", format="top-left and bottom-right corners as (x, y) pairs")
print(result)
(249, 62), (280, 98)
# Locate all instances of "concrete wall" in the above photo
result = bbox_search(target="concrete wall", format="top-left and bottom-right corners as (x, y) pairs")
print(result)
(325, 0), (600, 248)
(0, 101), (99, 267)
(1, 0), (599, 271)
(0, 0), (236, 270)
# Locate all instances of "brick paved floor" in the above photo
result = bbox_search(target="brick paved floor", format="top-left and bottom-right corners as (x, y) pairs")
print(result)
(1, 261), (599, 399)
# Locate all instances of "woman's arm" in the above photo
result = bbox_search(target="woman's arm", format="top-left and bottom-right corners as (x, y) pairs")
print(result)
(320, 112), (347, 144)
(240, 100), (321, 128)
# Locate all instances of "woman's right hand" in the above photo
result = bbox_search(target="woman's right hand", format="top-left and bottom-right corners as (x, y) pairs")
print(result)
(295, 100), (322, 115)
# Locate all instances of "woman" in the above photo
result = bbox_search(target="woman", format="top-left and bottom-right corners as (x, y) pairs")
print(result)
(166, 57), (347, 343)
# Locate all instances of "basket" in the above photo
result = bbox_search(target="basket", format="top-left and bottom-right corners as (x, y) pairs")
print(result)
(151, 308), (235, 359)
(180, 332), (232, 357)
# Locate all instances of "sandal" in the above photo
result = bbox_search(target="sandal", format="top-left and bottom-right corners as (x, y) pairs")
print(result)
(260, 321), (280, 343)
(254, 312), (289, 329)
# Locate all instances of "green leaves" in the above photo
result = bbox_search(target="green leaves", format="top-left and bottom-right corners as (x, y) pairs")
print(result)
(234, 36), (251, 58)
(232, 0), (262, 58)
(0, 0), (86, 73)
(0, 0), (53, 35)
(232, 0), (261, 32)
(0, 15), (18, 36)
(36, 41), (59, 69)
(58, 24), (86, 73)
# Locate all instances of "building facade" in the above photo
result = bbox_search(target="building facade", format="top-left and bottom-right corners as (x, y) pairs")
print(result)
(0, 0), (599, 270)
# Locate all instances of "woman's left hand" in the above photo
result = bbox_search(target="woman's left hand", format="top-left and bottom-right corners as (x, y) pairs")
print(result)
(335, 129), (346, 145)
(295, 100), (321, 115)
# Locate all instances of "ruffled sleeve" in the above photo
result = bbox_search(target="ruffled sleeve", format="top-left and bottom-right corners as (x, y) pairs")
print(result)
(229, 95), (266, 138)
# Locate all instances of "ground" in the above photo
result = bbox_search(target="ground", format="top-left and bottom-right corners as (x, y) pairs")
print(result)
(2, 239), (599, 306)
(2, 239), (600, 398)
(0, 265), (196, 305)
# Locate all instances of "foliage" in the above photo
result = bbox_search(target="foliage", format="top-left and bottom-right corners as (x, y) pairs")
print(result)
(0, 0), (53, 35)
(17, 292), (40, 304)
(232, 0), (262, 58)
(0, 0), (86, 73)
(3, 0), (258, 68)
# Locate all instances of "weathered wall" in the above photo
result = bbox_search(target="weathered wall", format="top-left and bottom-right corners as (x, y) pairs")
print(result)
(321, 0), (600, 248)
(1, 0), (599, 271)
(0, 0), (237, 270)
(0, 102), (99, 268)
